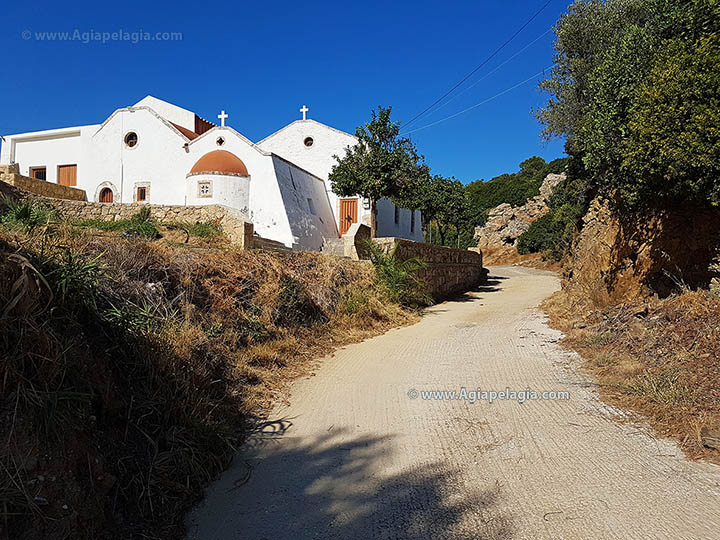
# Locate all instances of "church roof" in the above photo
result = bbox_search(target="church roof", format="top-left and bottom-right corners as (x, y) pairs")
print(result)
(170, 122), (199, 140)
(189, 150), (249, 176)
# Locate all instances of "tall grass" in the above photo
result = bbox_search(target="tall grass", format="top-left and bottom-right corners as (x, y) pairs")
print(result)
(74, 206), (159, 239)
(364, 240), (431, 308)
(0, 226), (414, 539)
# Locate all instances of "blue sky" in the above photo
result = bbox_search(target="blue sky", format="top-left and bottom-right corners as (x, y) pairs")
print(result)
(0, 0), (568, 184)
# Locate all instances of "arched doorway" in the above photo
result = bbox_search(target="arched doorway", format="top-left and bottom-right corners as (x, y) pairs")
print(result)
(99, 187), (114, 203)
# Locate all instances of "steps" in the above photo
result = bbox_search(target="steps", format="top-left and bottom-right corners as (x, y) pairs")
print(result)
(321, 237), (346, 258)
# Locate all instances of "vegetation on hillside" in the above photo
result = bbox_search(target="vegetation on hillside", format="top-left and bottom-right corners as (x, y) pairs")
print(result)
(516, 0), (719, 261)
(537, 0), (720, 460)
(465, 156), (568, 227)
(0, 198), (418, 540)
(537, 0), (720, 208)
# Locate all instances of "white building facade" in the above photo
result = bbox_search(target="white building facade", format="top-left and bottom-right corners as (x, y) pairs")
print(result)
(0, 96), (423, 248)
(257, 117), (424, 242)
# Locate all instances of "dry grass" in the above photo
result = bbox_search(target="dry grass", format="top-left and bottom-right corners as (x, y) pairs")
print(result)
(544, 288), (720, 463)
(0, 224), (417, 540)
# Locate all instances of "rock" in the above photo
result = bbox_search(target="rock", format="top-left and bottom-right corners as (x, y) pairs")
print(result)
(474, 173), (565, 252)
(563, 196), (720, 304)
(701, 427), (720, 450)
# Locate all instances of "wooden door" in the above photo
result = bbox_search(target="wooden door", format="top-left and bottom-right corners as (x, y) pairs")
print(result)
(339, 198), (358, 236)
(57, 164), (77, 187)
(99, 188), (113, 203)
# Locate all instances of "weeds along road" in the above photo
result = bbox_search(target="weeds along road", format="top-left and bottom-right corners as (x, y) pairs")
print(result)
(187, 266), (720, 540)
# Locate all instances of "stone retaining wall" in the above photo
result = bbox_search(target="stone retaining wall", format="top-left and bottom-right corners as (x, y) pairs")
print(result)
(0, 179), (254, 249)
(375, 237), (485, 300)
(0, 164), (87, 201)
(47, 199), (255, 249)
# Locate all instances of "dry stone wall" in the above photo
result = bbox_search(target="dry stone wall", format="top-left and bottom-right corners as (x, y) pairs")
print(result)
(375, 237), (485, 300)
(48, 199), (254, 249)
(0, 179), (254, 249)
(0, 165), (86, 201)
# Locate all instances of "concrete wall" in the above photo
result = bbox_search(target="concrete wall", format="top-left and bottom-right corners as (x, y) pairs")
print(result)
(1, 125), (99, 187)
(0, 164), (86, 200)
(375, 237), (484, 300)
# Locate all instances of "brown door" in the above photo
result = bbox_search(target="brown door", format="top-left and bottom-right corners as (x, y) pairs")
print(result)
(339, 198), (358, 236)
(57, 164), (77, 186)
(99, 188), (113, 203)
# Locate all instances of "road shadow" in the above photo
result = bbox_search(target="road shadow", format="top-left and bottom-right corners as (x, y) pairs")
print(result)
(430, 275), (509, 308)
(188, 421), (514, 539)
(476, 275), (508, 294)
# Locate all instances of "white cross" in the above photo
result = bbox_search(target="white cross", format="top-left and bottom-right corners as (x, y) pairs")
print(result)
(300, 105), (309, 120)
(217, 110), (228, 127)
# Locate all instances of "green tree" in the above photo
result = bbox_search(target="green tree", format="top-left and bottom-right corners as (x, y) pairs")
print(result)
(435, 179), (470, 248)
(622, 35), (720, 204)
(329, 106), (427, 237)
(536, 0), (720, 207)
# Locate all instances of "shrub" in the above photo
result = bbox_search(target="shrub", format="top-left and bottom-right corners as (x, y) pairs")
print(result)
(364, 240), (431, 308)
(274, 275), (328, 327)
(0, 197), (56, 232)
(74, 207), (159, 239)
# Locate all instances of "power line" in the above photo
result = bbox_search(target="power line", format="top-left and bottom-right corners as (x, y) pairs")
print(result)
(422, 27), (553, 118)
(402, 68), (550, 136)
(403, 0), (556, 129)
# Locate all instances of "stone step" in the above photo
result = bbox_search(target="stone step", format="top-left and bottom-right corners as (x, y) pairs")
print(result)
(321, 237), (346, 257)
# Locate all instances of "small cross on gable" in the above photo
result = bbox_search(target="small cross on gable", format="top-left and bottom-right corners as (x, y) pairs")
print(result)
(300, 105), (309, 121)
(217, 110), (228, 127)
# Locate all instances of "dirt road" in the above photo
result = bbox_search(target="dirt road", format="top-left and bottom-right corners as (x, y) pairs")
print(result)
(187, 266), (720, 539)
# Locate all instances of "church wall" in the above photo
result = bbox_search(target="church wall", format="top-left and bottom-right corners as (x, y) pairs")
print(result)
(271, 156), (338, 251)
(89, 109), (191, 204)
(188, 127), (295, 248)
(134, 96), (196, 132)
(185, 173), (250, 215)
(258, 119), (424, 243)
(257, 120), (357, 224)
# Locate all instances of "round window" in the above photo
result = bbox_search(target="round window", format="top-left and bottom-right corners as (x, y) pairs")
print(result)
(124, 131), (138, 148)
(303, 136), (314, 148)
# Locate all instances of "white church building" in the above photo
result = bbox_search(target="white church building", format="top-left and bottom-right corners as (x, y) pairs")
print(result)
(0, 96), (424, 250)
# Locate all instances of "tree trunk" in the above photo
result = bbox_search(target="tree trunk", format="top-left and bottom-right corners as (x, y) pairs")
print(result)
(370, 199), (378, 238)
(438, 225), (446, 246)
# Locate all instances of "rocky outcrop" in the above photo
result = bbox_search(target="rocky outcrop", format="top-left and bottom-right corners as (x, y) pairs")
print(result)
(473, 173), (565, 259)
(563, 196), (720, 304)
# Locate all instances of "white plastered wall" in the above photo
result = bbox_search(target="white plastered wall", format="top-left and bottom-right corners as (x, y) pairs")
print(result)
(257, 119), (424, 242)
(271, 155), (338, 250)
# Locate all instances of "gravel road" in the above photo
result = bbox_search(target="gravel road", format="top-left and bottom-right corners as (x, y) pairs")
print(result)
(187, 266), (720, 539)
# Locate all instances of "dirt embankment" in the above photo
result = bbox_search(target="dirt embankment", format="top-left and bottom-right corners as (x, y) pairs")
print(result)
(0, 228), (416, 540)
(546, 196), (720, 461)
(562, 196), (720, 304)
